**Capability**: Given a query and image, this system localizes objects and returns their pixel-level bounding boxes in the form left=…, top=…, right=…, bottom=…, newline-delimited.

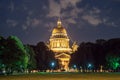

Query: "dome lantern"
left=57, top=18, right=62, bottom=28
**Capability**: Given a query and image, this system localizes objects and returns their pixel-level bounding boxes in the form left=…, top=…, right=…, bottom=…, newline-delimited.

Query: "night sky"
left=0, top=0, right=120, bottom=45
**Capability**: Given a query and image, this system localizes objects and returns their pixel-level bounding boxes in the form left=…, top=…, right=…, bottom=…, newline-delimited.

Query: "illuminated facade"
left=48, top=19, right=78, bottom=71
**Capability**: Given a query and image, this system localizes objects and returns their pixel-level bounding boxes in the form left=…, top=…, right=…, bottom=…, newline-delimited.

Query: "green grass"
left=0, top=72, right=120, bottom=80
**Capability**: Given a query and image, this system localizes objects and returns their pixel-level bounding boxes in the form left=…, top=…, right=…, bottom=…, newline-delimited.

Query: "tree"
left=33, top=42, right=56, bottom=71
left=0, top=36, right=6, bottom=73
left=24, top=45, right=36, bottom=73
left=105, top=38, right=120, bottom=70
left=70, top=42, right=94, bottom=70
left=2, top=36, right=29, bottom=74
left=106, top=53, right=120, bottom=70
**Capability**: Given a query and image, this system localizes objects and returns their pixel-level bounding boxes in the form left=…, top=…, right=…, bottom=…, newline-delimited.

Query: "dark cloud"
left=6, top=19, right=18, bottom=27
left=0, top=0, right=120, bottom=44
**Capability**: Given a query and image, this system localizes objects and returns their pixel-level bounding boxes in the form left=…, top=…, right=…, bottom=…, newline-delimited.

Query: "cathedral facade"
left=48, top=19, right=78, bottom=71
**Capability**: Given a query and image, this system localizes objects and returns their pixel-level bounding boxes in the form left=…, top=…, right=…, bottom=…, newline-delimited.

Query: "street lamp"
left=88, top=63, right=92, bottom=68
left=51, top=62, right=55, bottom=67
left=50, top=61, right=56, bottom=71
left=73, top=65, right=77, bottom=69
left=88, top=63, right=93, bottom=72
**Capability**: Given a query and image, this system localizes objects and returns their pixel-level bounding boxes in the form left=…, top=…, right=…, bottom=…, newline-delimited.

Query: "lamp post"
left=88, top=64, right=92, bottom=68
left=50, top=62, right=55, bottom=72
left=100, top=65, right=103, bottom=72
left=80, top=66, right=83, bottom=72
left=51, top=62, right=55, bottom=68
left=73, top=65, right=77, bottom=72
left=73, top=65, right=77, bottom=69
left=88, top=63, right=92, bottom=72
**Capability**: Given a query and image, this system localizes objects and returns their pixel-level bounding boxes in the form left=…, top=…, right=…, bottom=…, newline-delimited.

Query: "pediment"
left=55, top=53, right=70, bottom=58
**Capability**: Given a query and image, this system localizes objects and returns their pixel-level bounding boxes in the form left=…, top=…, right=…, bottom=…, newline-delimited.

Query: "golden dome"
left=52, top=19, right=67, bottom=34
left=52, top=27, right=67, bottom=34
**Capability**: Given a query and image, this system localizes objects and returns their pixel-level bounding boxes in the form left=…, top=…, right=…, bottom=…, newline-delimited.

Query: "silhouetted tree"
left=32, top=42, right=57, bottom=71
left=70, top=38, right=120, bottom=71
left=70, top=42, right=94, bottom=70
left=106, top=52, right=120, bottom=70
left=24, top=45, right=36, bottom=73
left=0, top=36, right=6, bottom=72
left=2, top=36, right=29, bottom=74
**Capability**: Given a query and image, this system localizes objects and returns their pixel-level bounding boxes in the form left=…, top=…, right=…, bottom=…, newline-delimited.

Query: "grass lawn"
left=0, top=72, right=120, bottom=80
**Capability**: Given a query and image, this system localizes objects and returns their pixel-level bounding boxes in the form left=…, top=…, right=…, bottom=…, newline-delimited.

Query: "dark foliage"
left=70, top=38, right=120, bottom=70
left=1, top=35, right=120, bottom=73
left=31, top=42, right=58, bottom=71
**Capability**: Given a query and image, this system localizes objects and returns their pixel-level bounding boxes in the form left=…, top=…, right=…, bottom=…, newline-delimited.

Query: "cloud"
left=45, top=22, right=55, bottom=32
left=47, top=0, right=82, bottom=28
left=8, top=1, right=14, bottom=12
left=82, top=15, right=102, bottom=26
left=47, top=0, right=61, bottom=17
left=22, top=16, right=42, bottom=30
left=89, top=7, right=101, bottom=14
left=26, top=16, right=41, bottom=27
left=61, top=7, right=83, bottom=18
left=81, top=7, right=119, bottom=27
left=65, top=18, right=76, bottom=24
left=60, top=18, right=77, bottom=28
left=103, top=18, right=118, bottom=27
left=28, top=11, right=33, bottom=16
left=23, top=6, right=28, bottom=10
left=42, top=5, right=48, bottom=10
left=81, top=7, right=103, bottom=26
left=47, top=0, right=82, bottom=18
left=60, top=0, right=81, bottom=9
left=6, top=19, right=18, bottom=27
left=47, top=0, right=117, bottom=27
left=31, top=18, right=41, bottom=27
left=22, top=25, right=28, bottom=30
left=26, top=16, right=31, bottom=26
left=70, top=7, right=83, bottom=18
